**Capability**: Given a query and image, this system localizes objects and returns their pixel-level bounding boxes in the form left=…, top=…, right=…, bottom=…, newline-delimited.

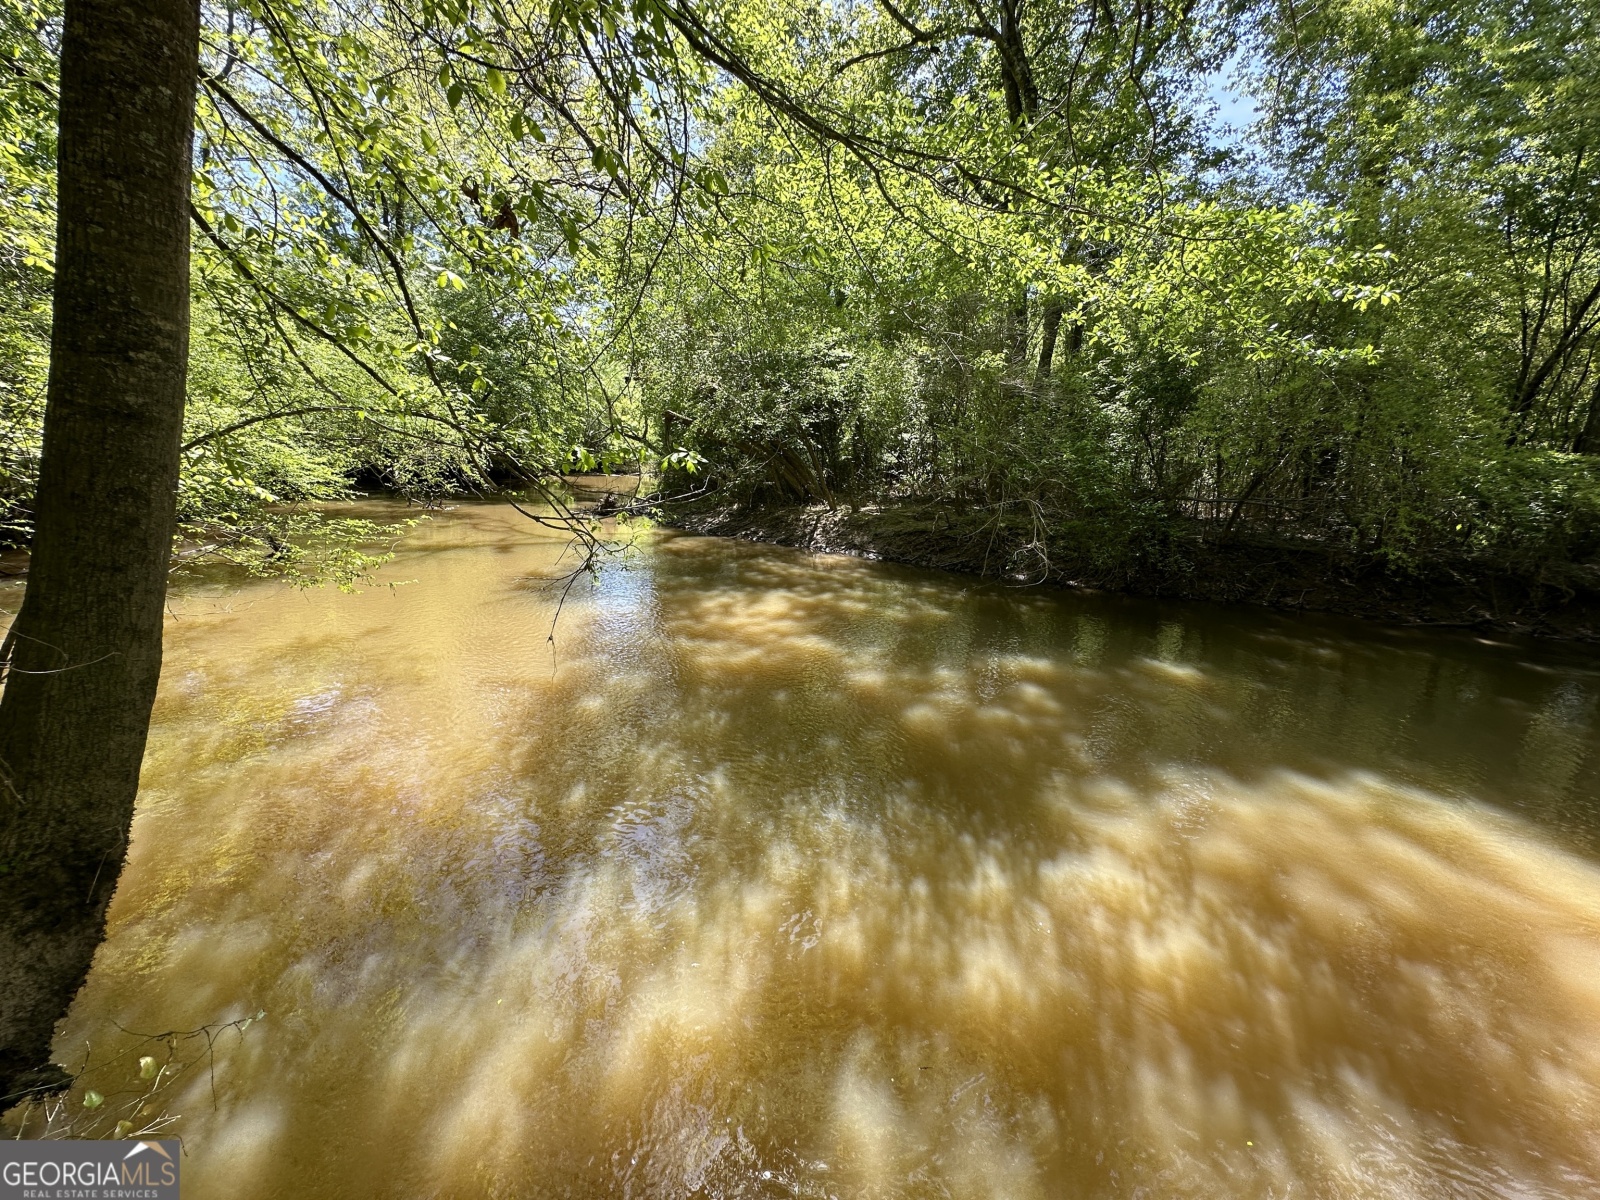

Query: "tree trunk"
left=1007, top=292, right=1030, bottom=381
left=1575, top=375, right=1600, bottom=454
left=0, top=0, right=198, bottom=1099
left=1034, top=299, right=1063, bottom=392
left=991, top=0, right=1035, bottom=390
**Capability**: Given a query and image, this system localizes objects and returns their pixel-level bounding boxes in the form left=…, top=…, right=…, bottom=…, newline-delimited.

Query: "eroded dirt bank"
left=665, top=496, right=1600, bottom=642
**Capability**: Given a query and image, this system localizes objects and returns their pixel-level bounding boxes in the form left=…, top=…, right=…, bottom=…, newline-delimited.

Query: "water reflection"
left=11, top=504, right=1600, bottom=1197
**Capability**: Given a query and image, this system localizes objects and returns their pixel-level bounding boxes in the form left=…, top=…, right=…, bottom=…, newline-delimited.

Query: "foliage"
left=2, top=0, right=1598, bottom=579
left=618, top=0, right=1600, bottom=572
left=0, top=0, right=56, bottom=547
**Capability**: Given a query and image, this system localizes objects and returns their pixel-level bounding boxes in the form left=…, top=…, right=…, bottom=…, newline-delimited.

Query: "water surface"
left=10, top=501, right=1600, bottom=1198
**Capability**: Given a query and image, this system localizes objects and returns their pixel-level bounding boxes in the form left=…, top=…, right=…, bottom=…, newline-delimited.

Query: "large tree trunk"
left=0, top=0, right=198, bottom=1099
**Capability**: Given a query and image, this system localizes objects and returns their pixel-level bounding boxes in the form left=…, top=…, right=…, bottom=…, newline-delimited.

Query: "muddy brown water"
left=5, top=501, right=1600, bottom=1198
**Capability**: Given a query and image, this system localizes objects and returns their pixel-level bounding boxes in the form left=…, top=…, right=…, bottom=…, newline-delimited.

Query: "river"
left=6, top=500, right=1600, bottom=1197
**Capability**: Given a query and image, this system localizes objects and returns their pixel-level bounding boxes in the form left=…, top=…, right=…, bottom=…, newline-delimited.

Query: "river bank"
left=8, top=482, right=1598, bottom=642
left=664, top=495, right=1600, bottom=642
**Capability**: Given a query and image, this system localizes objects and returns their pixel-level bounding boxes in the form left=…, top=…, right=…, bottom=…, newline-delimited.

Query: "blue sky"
left=1204, top=54, right=1263, bottom=149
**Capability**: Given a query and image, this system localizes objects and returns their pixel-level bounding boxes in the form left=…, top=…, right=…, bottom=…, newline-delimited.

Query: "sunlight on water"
left=12, top=502, right=1600, bottom=1197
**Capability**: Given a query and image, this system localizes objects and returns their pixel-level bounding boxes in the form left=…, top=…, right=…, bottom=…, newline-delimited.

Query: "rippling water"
left=8, top=501, right=1600, bottom=1197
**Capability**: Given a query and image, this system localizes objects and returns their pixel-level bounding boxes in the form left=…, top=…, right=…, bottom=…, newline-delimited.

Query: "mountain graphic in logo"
left=122, top=1142, right=174, bottom=1162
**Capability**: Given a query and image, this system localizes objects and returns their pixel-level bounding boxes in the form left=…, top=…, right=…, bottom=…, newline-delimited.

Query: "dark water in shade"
left=6, top=501, right=1600, bottom=1197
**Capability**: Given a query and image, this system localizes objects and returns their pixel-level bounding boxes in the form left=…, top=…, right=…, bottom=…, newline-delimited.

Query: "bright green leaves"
left=591, top=144, right=623, bottom=180
left=663, top=447, right=705, bottom=473
left=16, top=231, right=51, bottom=273
left=508, top=111, right=546, bottom=142
left=17, top=0, right=1584, bottom=578
left=0, top=0, right=59, bottom=543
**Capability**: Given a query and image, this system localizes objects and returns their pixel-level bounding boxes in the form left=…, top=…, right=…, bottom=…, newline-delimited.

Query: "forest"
left=5, top=0, right=1599, bottom=585
left=4, top=0, right=1600, bottom=1165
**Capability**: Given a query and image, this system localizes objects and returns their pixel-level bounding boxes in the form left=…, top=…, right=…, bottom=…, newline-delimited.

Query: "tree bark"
left=1034, top=299, right=1063, bottom=391
left=995, top=0, right=1039, bottom=124
left=1576, top=375, right=1600, bottom=454
left=991, top=0, right=1038, bottom=389
left=0, top=0, right=198, bottom=1099
left=1007, top=292, right=1030, bottom=380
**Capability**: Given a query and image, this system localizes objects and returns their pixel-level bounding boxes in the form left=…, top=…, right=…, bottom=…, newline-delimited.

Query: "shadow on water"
left=11, top=505, right=1600, bottom=1198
